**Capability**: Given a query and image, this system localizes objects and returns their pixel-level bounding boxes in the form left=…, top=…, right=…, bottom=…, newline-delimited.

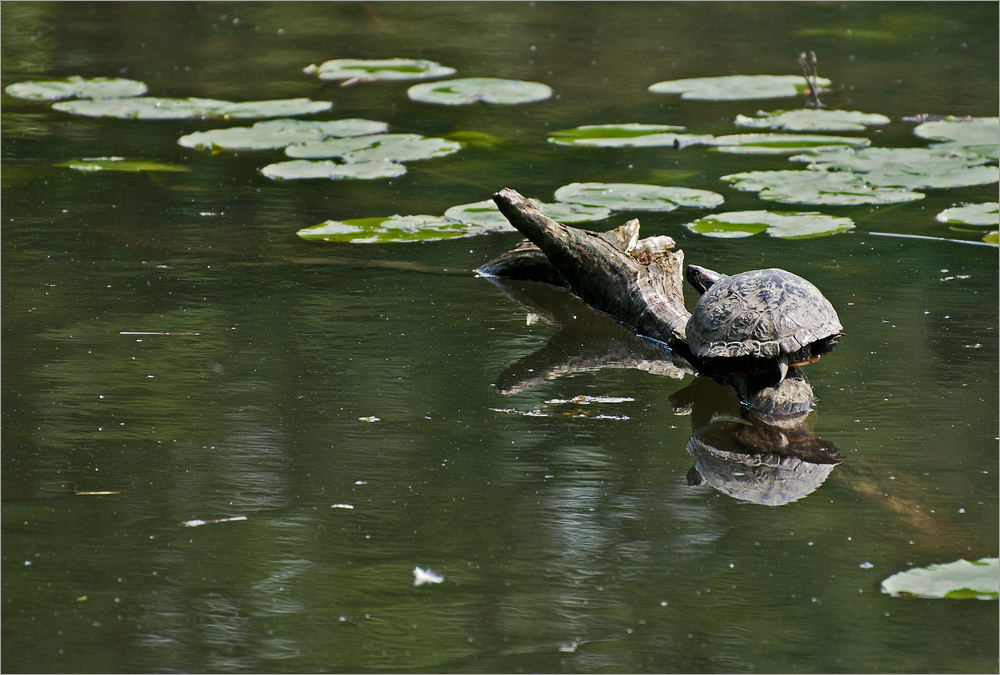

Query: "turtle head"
left=685, top=264, right=729, bottom=296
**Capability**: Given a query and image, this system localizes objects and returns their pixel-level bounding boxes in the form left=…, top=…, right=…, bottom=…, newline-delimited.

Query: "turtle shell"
left=686, top=268, right=842, bottom=361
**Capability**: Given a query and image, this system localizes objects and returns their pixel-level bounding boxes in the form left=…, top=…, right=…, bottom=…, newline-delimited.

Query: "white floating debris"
left=359, top=416, right=380, bottom=422
left=413, top=566, right=444, bottom=586
left=859, top=561, right=874, bottom=569
left=331, top=503, right=354, bottom=510
left=180, top=516, right=248, bottom=527
left=545, top=395, right=635, bottom=404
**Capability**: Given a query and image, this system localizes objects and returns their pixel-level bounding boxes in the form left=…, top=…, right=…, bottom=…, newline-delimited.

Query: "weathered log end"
left=484, top=188, right=691, bottom=348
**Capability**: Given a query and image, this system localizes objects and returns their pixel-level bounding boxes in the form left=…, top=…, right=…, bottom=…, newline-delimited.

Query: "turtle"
left=684, top=265, right=843, bottom=381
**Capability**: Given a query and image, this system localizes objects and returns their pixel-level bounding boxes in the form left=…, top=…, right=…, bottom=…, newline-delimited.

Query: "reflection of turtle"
left=685, top=266, right=843, bottom=380
left=686, top=437, right=842, bottom=506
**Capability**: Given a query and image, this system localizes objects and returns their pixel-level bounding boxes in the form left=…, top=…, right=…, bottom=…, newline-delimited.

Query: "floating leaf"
left=685, top=210, right=854, bottom=239
left=913, top=116, right=1000, bottom=160
left=305, top=58, right=456, bottom=85
left=648, top=74, right=831, bottom=101
left=708, top=133, right=870, bottom=155
left=286, top=133, right=462, bottom=162
left=297, top=215, right=479, bottom=243
left=444, top=199, right=609, bottom=229
left=548, top=123, right=712, bottom=148
left=983, top=231, right=999, bottom=245
left=735, top=109, right=890, bottom=132
left=178, top=118, right=388, bottom=150
left=5, top=76, right=147, bottom=101
left=914, top=116, right=999, bottom=144
left=53, top=97, right=332, bottom=120
left=554, top=182, right=724, bottom=211
left=936, top=202, right=999, bottom=227
left=721, top=170, right=924, bottom=205
left=881, top=558, right=999, bottom=600
left=407, top=77, right=552, bottom=105
left=261, top=159, right=406, bottom=180
left=55, top=157, right=189, bottom=173
left=440, top=129, right=506, bottom=148
left=789, top=147, right=999, bottom=189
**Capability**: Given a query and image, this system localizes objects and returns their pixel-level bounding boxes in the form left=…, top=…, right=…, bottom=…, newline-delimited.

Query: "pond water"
left=2, top=2, right=998, bottom=673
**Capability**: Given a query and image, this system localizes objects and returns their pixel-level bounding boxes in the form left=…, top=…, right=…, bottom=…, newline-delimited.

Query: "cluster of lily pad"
left=7, top=69, right=998, bottom=244
left=296, top=182, right=725, bottom=243
left=549, top=95, right=998, bottom=242
left=301, top=58, right=554, bottom=105
left=176, top=117, right=465, bottom=180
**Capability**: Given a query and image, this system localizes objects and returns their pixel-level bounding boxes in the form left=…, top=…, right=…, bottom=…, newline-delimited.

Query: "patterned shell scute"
left=686, top=268, right=842, bottom=360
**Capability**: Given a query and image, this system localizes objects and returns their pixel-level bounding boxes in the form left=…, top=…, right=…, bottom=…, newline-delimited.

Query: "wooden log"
left=488, top=188, right=691, bottom=350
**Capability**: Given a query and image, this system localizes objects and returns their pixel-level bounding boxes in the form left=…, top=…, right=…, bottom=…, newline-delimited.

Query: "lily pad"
left=443, top=199, right=609, bottom=229
left=708, top=133, right=871, bottom=155
left=297, top=215, right=478, bottom=243
left=880, top=557, right=999, bottom=600
left=285, top=133, right=462, bottom=162
left=913, top=116, right=1000, bottom=160
left=648, top=74, right=831, bottom=101
left=684, top=210, right=854, bottom=239
left=789, top=147, right=999, bottom=189
left=54, top=157, right=189, bottom=172
left=52, top=97, right=332, bottom=120
left=721, top=170, right=925, bottom=206
left=304, top=58, right=456, bottom=85
left=936, top=203, right=1000, bottom=227
left=261, top=159, right=406, bottom=180
left=548, top=123, right=713, bottom=148
left=178, top=118, right=388, bottom=151
left=5, top=76, right=148, bottom=101
left=407, top=77, right=552, bottom=106
left=735, top=109, right=891, bottom=132
left=554, top=182, right=724, bottom=211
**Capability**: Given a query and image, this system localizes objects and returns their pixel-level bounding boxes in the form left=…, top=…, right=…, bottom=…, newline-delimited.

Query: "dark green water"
left=2, top=3, right=998, bottom=673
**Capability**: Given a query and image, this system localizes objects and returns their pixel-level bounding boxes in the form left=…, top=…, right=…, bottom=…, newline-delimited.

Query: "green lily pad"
left=685, top=210, right=854, bottom=239
left=443, top=199, right=609, bottom=229
left=285, top=133, right=462, bottom=162
left=913, top=116, right=1000, bottom=160
left=548, top=123, right=713, bottom=148
left=648, top=74, right=831, bottom=101
left=880, top=557, right=999, bottom=600
left=983, top=231, right=999, bottom=245
left=721, top=170, right=925, bottom=205
left=297, top=215, right=478, bottom=243
left=407, top=77, right=552, bottom=106
left=178, top=118, right=388, bottom=151
left=789, top=147, right=999, bottom=189
left=52, top=97, right=332, bottom=120
left=5, top=76, right=148, bottom=101
left=735, top=109, right=891, bottom=132
left=553, top=182, right=724, bottom=211
left=54, top=157, right=189, bottom=173
left=304, top=58, right=456, bottom=85
left=709, top=133, right=870, bottom=155
left=261, top=159, right=406, bottom=180
left=936, top=203, right=1000, bottom=227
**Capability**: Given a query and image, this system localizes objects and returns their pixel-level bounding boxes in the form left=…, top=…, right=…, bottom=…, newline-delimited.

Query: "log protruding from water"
left=488, top=188, right=691, bottom=350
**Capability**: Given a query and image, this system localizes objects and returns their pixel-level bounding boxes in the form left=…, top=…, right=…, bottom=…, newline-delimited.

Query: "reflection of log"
left=486, top=277, right=692, bottom=395
left=490, top=188, right=692, bottom=352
